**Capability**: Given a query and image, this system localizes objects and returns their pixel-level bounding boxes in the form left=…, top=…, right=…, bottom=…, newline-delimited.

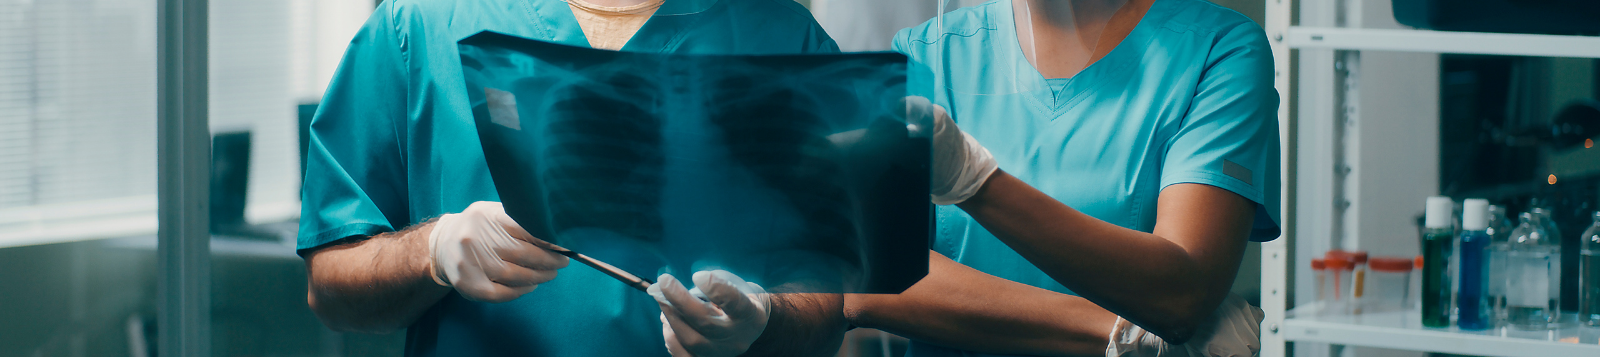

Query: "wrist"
left=407, top=218, right=448, bottom=288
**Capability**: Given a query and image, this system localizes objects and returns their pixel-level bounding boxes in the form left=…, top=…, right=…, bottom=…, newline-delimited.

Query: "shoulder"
left=716, top=0, right=840, bottom=53
left=1151, top=0, right=1270, bottom=60
left=893, top=0, right=1004, bottom=54
left=732, top=0, right=823, bottom=21
left=372, top=0, right=531, bottom=34
left=711, top=0, right=829, bottom=31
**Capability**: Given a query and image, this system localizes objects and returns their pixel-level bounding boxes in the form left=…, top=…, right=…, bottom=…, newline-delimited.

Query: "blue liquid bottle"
left=1457, top=199, right=1491, bottom=330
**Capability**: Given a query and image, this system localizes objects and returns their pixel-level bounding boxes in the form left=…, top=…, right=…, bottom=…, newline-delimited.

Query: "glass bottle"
left=1531, top=207, right=1565, bottom=316
left=1507, top=212, right=1561, bottom=330
left=1580, top=211, right=1600, bottom=327
left=1486, top=205, right=1513, bottom=326
left=1457, top=199, right=1491, bottom=330
left=1421, top=196, right=1455, bottom=327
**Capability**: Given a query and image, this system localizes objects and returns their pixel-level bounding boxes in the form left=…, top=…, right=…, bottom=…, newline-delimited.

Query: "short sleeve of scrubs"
left=297, top=2, right=409, bottom=252
left=1158, top=20, right=1281, bottom=242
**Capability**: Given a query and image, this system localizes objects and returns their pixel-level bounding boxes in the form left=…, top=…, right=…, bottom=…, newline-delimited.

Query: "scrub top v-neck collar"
left=996, top=0, right=1165, bottom=114
left=523, top=0, right=721, bottom=52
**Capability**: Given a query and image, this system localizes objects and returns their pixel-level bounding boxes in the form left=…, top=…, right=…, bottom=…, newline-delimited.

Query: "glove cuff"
left=427, top=214, right=453, bottom=287
left=931, top=131, right=999, bottom=205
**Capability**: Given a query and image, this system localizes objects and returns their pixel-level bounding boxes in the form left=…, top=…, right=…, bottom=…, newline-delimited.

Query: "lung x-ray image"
left=459, top=31, right=929, bottom=294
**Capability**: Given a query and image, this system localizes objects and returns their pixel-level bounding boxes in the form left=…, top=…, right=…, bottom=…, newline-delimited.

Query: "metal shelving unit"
left=1260, top=1, right=1600, bottom=356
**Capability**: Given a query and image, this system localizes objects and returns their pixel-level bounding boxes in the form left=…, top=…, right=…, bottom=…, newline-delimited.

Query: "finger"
left=658, top=302, right=715, bottom=356
left=660, top=313, right=693, bottom=357
left=495, top=239, right=571, bottom=270
left=477, top=201, right=541, bottom=246
left=483, top=261, right=558, bottom=287
left=694, top=271, right=760, bottom=319
left=653, top=274, right=719, bottom=322
left=455, top=279, right=537, bottom=303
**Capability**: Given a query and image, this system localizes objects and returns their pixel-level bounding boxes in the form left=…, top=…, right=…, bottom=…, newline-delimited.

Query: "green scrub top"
left=893, top=0, right=1280, bottom=354
left=297, top=0, right=838, bottom=355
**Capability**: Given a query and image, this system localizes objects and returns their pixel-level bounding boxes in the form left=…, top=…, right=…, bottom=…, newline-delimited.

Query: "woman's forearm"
left=845, top=251, right=1116, bottom=357
left=304, top=221, right=453, bottom=333
left=955, top=170, right=1253, bottom=342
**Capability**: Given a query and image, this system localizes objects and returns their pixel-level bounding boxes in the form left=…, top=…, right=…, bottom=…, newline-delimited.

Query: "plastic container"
left=1325, top=256, right=1355, bottom=315
left=1327, top=250, right=1354, bottom=310
left=1456, top=199, right=1491, bottom=330
left=1350, top=251, right=1370, bottom=314
left=1368, top=257, right=1415, bottom=313
left=1312, top=258, right=1329, bottom=310
left=1412, top=256, right=1424, bottom=310
left=1421, top=196, right=1456, bottom=327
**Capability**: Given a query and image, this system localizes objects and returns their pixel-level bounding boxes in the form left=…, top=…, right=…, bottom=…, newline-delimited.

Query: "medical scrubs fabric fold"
left=297, top=0, right=837, bottom=355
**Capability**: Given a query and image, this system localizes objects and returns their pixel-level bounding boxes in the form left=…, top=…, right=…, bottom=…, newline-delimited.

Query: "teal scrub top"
left=894, top=0, right=1280, bottom=354
left=297, top=0, right=838, bottom=355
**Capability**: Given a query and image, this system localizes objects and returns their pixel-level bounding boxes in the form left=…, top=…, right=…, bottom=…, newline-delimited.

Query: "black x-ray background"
left=459, top=31, right=929, bottom=294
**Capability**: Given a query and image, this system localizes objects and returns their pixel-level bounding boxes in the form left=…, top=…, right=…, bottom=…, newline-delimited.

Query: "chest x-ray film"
left=459, top=31, right=929, bottom=294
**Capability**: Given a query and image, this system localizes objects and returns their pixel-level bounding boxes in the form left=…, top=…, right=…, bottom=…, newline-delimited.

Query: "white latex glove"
left=905, top=96, right=998, bottom=205
left=1106, top=294, right=1265, bottom=357
left=428, top=201, right=570, bottom=302
left=648, top=270, right=771, bottom=357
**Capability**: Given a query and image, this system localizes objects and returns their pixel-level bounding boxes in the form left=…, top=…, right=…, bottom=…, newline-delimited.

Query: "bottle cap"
left=1414, top=255, right=1423, bottom=269
left=1462, top=199, right=1489, bottom=230
left=1350, top=251, right=1369, bottom=264
left=1369, top=257, right=1413, bottom=272
left=1311, top=258, right=1327, bottom=270
left=1425, top=196, right=1454, bottom=229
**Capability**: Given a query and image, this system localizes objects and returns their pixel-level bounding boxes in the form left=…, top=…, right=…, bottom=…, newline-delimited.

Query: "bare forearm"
left=304, top=221, right=452, bottom=333
left=846, top=252, right=1115, bottom=357
left=741, top=291, right=848, bottom=357
left=955, top=171, right=1250, bottom=340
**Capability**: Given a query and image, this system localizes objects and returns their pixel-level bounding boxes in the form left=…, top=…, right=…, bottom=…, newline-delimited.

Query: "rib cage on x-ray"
left=462, top=31, right=929, bottom=293
left=539, top=73, right=665, bottom=246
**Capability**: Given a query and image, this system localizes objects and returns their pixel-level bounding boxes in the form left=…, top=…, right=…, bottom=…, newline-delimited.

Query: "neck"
left=580, top=0, right=654, bottom=7
left=1023, top=0, right=1125, bottom=29
left=1015, top=0, right=1152, bottom=79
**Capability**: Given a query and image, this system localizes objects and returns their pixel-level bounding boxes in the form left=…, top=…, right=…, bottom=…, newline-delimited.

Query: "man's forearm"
left=740, top=292, right=848, bottom=357
left=845, top=251, right=1117, bottom=357
left=305, top=221, right=453, bottom=333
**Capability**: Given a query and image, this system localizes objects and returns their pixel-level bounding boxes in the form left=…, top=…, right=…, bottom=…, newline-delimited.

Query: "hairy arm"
left=956, top=171, right=1254, bottom=342
left=304, top=220, right=453, bottom=333
left=846, top=251, right=1117, bottom=357
left=741, top=291, right=850, bottom=357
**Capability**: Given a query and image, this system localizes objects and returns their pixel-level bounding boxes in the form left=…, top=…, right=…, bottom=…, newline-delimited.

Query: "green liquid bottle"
left=1422, top=196, right=1455, bottom=328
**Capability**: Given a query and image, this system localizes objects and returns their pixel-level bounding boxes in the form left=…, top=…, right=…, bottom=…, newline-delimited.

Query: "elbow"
left=841, top=294, right=884, bottom=330
left=1141, top=319, right=1200, bottom=345
left=1127, top=297, right=1217, bottom=345
left=306, top=285, right=406, bottom=334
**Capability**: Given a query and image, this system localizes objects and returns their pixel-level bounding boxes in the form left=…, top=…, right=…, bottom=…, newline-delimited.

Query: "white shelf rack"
left=1260, top=1, right=1600, bottom=357
left=1285, top=27, right=1600, bottom=59
left=1282, top=307, right=1600, bottom=357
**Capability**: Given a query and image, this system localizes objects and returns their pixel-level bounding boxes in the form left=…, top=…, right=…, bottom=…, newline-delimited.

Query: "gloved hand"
left=428, top=201, right=570, bottom=302
left=904, top=96, right=998, bottom=205
left=648, top=270, right=771, bottom=357
left=1105, top=294, right=1265, bottom=357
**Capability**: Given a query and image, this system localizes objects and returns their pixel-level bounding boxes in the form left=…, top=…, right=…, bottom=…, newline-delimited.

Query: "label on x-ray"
left=486, top=87, right=520, bottom=130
